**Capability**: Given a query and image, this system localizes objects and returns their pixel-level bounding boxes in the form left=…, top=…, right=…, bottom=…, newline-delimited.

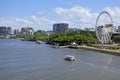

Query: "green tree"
left=112, top=35, right=120, bottom=43
left=48, top=30, right=97, bottom=45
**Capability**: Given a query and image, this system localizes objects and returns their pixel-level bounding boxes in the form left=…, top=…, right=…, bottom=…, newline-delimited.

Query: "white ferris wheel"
left=95, top=11, right=114, bottom=44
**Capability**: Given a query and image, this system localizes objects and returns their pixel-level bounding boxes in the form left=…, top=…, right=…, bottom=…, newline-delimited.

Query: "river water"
left=0, top=39, right=120, bottom=80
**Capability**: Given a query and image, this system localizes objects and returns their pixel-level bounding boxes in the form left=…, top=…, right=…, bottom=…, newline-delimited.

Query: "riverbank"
left=21, top=39, right=120, bottom=56
left=60, top=44, right=120, bottom=56
left=77, top=45, right=120, bottom=56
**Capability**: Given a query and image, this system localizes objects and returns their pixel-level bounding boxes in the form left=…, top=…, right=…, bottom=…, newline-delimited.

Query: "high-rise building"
left=14, top=29, right=19, bottom=35
left=0, top=26, right=6, bottom=35
left=0, top=26, right=12, bottom=35
left=118, top=26, right=120, bottom=32
left=53, top=23, right=69, bottom=32
left=21, top=27, right=34, bottom=35
left=7, top=27, right=12, bottom=34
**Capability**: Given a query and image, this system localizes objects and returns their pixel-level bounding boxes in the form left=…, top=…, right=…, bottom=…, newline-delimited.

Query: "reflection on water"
left=0, top=39, right=120, bottom=80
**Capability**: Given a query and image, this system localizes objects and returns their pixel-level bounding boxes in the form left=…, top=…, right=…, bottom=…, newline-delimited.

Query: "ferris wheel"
left=95, top=11, right=113, bottom=44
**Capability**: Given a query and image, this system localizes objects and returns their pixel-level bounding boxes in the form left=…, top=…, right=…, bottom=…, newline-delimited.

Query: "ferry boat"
left=64, top=55, right=75, bottom=61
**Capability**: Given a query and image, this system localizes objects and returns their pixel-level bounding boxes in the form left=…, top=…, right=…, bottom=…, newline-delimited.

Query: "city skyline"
left=0, top=0, right=120, bottom=31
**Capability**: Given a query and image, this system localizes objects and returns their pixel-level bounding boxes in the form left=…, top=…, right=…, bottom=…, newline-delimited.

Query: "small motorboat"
left=36, top=40, right=42, bottom=44
left=64, top=55, right=75, bottom=61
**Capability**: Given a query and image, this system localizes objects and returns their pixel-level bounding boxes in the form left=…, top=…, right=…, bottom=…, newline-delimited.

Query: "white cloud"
left=104, top=7, right=120, bottom=27
left=55, top=6, right=97, bottom=28
left=37, top=11, right=46, bottom=15
left=0, top=6, right=120, bottom=31
left=0, top=16, right=54, bottom=31
left=104, top=7, right=120, bottom=18
left=54, top=6, right=120, bottom=29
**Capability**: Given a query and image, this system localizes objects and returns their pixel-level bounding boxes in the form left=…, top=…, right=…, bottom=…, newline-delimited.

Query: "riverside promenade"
left=77, top=45, right=120, bottom=56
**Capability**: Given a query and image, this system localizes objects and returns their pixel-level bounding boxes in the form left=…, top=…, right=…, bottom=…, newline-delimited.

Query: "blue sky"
left=0, top=0, right=120, bottom=30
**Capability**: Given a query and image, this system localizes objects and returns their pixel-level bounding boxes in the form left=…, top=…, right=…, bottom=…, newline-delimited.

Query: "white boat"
left=64, top=55, right=75, bottom=61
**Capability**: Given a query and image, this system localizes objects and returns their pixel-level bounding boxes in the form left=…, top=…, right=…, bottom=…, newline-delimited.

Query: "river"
left=0, top=39, right=120, bottom=80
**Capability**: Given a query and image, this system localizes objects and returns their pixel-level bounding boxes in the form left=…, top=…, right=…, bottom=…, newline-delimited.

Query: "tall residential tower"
left=53, top=23, right=69, bottom=33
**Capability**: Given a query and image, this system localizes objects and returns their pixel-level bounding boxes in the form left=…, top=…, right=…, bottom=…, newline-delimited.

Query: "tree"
left=48, top=30, right=97, bottom=45
left=112, top=35, right=120, bottom=43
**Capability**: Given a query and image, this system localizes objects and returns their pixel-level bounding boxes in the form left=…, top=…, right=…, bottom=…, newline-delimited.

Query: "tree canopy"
left=112, top=35, right=120, bottom=43
left=48, top=30, right=98, bottom=45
